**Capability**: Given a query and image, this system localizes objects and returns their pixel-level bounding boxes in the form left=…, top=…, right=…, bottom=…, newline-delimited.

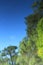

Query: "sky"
left=0, top=0, right=33, bottom=50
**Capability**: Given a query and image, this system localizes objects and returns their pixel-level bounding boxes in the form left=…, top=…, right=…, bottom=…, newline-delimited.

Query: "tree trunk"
left=10, top=54, right=13, bottom=65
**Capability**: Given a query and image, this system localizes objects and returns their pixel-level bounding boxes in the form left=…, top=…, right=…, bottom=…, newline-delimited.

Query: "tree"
left=25, top=0, right=43, bottom=37
left=16, top=38, right=30, bottom=65
left=25, top=13, right=41, bottom=38
left=32, top=0, right=43, bottom=15
left=1, top=46, right=17, bottom=65
left=24, top=0, right=43, bottom=65
left=16, top=37, right=39, bottom=65
left=36, top=18, right=43, bottom=59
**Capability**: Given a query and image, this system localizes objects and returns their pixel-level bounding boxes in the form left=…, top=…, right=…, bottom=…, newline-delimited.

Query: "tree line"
left=0, top=0, right=43, bottom=65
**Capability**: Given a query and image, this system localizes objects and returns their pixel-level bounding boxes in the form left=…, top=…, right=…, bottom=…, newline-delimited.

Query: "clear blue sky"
left=0, top=0, right=33, bottom=50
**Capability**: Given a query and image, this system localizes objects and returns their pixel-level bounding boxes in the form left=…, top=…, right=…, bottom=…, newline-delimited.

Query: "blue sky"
left=0, top=0, right=33, bottom=50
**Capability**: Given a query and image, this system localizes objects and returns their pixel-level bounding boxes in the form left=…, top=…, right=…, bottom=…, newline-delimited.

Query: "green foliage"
left=36, top=18, right=43, bottom=59
left=1, top=46, right=17, bottom=65
left=16, top=38, right=38, bottom=65
left=0, top=0, right=43, bottom=65
left=25, top=13, right=41, bottom=38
